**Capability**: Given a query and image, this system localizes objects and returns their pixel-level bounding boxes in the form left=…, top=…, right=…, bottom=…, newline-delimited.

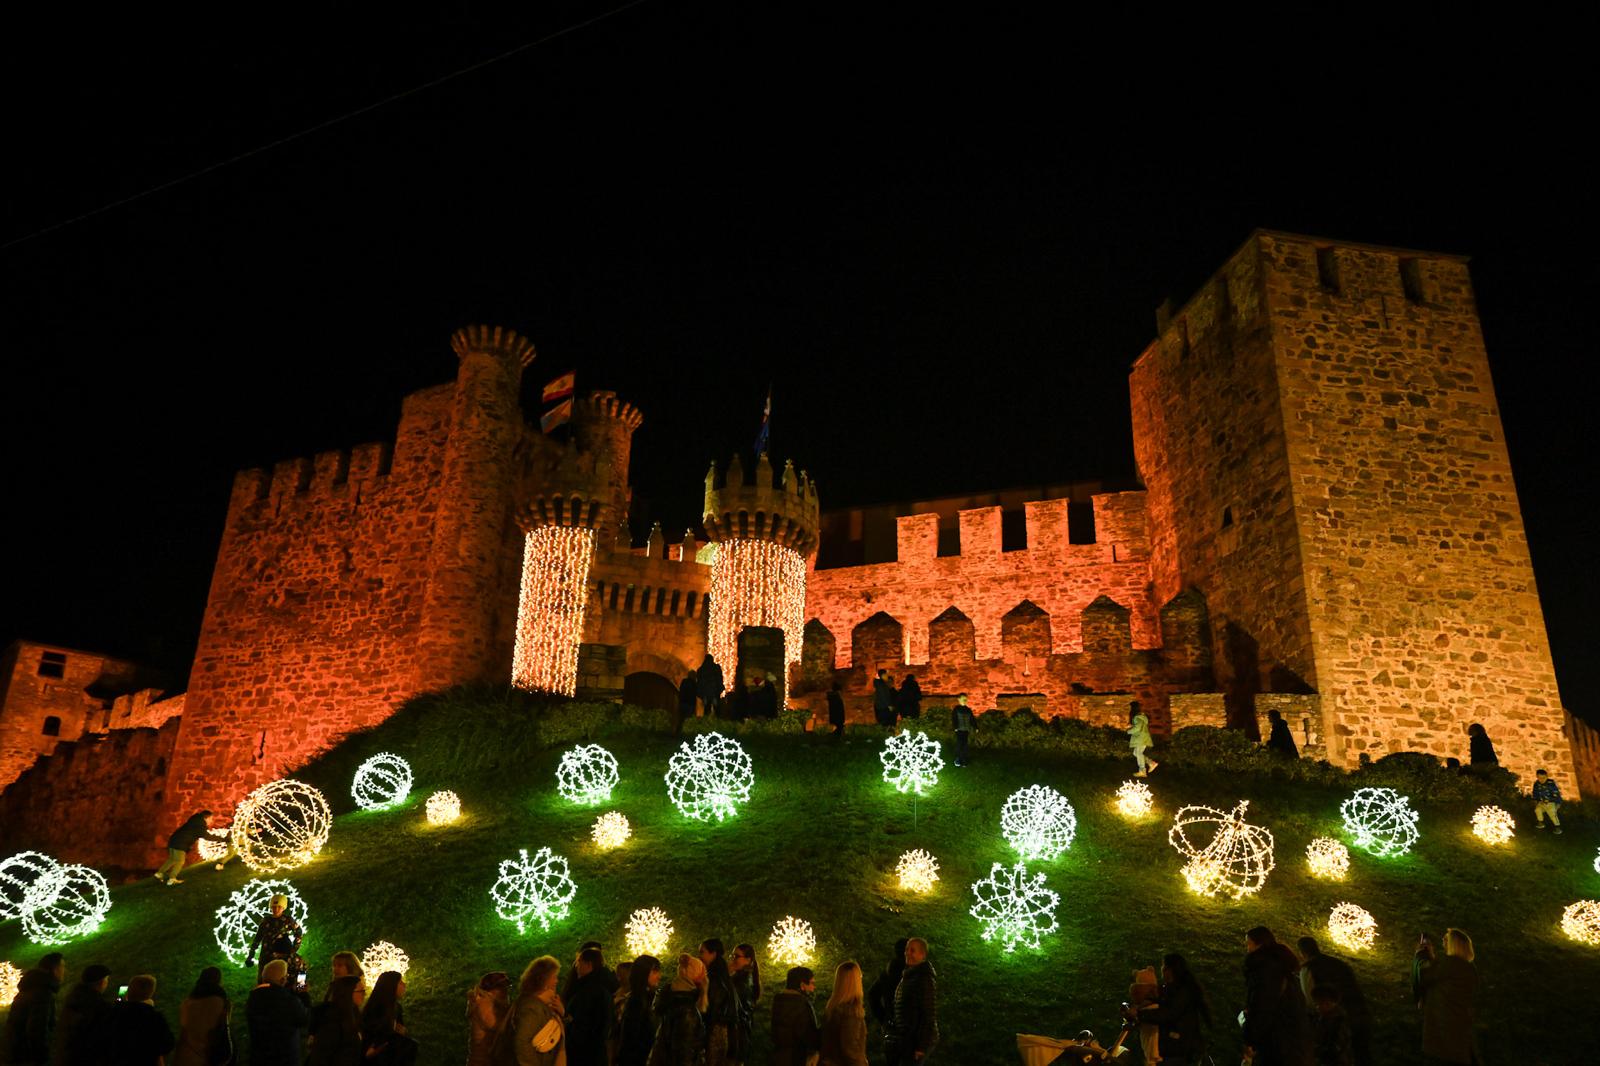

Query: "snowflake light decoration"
left=591, top=812, right=631, bottom=849
left=879, top=731, right=943, bottom=795
left=232, top=779, right=333, bottom=873
left=352, top=753, right=413, bottom=811
left=1562, top=900, right=1600, bottom=946
left=1000, top=785, right=1078, bottom=861
left=664, top=732, right=754, bottom=822
left=425, top=791, right=461, bottom=825
left=1, top=961, right=22, bottom=1007
left=0, top=851, right=60, bottom=921
left=1168, top=801, right=1275, bottom=900
left=1471, top=805, right=1515, bottom=846
left=21, top=864, right=112, bottom=945
left=1327, top=902, right=1378, bottom=952
left=1340, top=787, right=1419, bottom=857
left=491, top=848, right=576, bottom=934
left=1114, top=780, right=1154, bottom=819
left=625, top=907, right=674, bottom=958
left=1305, top=838, right=1351, bottom=881
left=556, top=744, right=621, bottom=806
left=361, top=940, right=411, bottom=979
left=768, top=915, right=816, bottom=966
left=214, top=879, right=308, bottom=965
left=895, top=849, right=940, bottom=894
left=969, top=862, right=1061, bottom=953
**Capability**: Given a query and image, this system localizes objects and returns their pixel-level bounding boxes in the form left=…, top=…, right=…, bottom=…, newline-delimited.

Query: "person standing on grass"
left=1532, top=768, right=1565, bottom=834
left=54, top=963, right=112, bottom=1066
left=1308, top=985, right=1354, bottom=1066
left=698, top=939, right=737, bottom=1066
left=951, top=695, right=975, bottom=767
left=246, top=895, right=304, bottom=982
left=327, top=951, right=363, bottom=996
left=1125, top=952, right=1210, bottom=1066
left=1296, top=938, right=1370, bottom=1066
left=5, top=952, right=65, bottom=1066
left=361, top=971, right=415, bottom=1066
left=697, top=656, right=724, bottom=719
left=616, top=955, right=661, bottom=1066
left=885, top=938, right=937, bottom=1066
left=897, top=674, right=921, bottom=724
left=1412, top=928, right=1478, bottom=1066
left=566, top=946, right=614, bottom=1066
left=647, top=954, right=707, bottom=1066
left=677, top=672, right=698, bottom=737
left=154, top=809, right=217, bottom=885
left=827, top=681, right=847, bottom=741
left=769, top=967, right=820, bottom=1066
left=1466, top=723, right=1498, bottom=772
left=307, top=974, right=364, bottom=1066
left=728, top=944, right=761, bottom=1065
left=819, top=961, right=869, bottom=1066
left=866, top=939, right=907, bottom=1038
left=1128, top=703, right=1158, bottom=777
left=465, top=972, right=509, bottom=1066
left=1265, top=709, right=1300, bottom=759
left=503, top=957, right=563, bottom=1066
left=873, top=670, right=897, bottom=736
left=249, top=960, right=310, bottom=1066
left=173, top=966, right=232, bottom=1066
left=1241, top=926, right=1311, bottom=1066
left=103, top=974, right=176, bottom=1066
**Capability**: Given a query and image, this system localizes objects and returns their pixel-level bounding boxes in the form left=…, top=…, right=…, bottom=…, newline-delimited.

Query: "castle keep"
left=1, top=231, right=1586, bottom=872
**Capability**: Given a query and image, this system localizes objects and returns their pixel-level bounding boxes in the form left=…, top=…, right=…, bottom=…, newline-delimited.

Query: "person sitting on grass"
left=1532, top=769, right=1564, bottom=834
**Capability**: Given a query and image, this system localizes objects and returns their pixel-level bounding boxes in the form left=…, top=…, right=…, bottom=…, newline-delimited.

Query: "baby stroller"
left=1017, top=1023, right=1131, bottom=1065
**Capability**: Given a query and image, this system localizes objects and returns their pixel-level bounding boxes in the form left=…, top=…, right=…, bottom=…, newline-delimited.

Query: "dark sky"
left=3, top=8, right=1594, bottom=713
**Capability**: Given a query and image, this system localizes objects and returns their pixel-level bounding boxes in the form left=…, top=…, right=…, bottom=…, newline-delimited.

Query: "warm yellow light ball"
left=1562, top=901, right=1600, bottom=947
left=1327, top=903, right=1377, bottom=951
left=768, top=915, right=816, bottom=966
left=197, top=838, right=229, bottom=863
left=1114, top=780, right=1154, bottom=819
left=591, top=812, right=632, bottom=849
left=895, top=849, right=940, bottom=893
left=1306, top=837, right=1351, bottom=881
left=0, top=961, right=21, bottom=1007
left=361, top=940, right=411, bottom=979
left=625, top=907, right=674, bottom=958
left=425, top=791, right=461, bottom=826
left=1470, top=805, right=1515, bottom=846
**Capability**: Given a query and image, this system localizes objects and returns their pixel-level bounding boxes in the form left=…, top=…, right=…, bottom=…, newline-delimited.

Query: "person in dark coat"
left=866, top=939, right=906, bottom=1033
left=307, top=975, right=364, bottom=1066
left=53, top=963, right=112, bottom=1066
left=615, top=955, right=660, bottom=1066
left=1241, top=927, right=1312, bottom=1066
left=697, top=656, right=724, bottom=719
left=698, top=939, right=738, bottom=1066
left=1126, top=952, right=1209, bottom=1066
left=647, top=955, right=706, bottom=1066
left=246, top=894, right=304, bottom=982
left=4, top=952, right=65, bottom=1066
left=566, top=947, right=615, bottom=1066
left=896, top=675, right=921, bottom=723
left=1309, top=986, right=1354, bottom=1066
left=951, top=695, right=975, bottom=767
left=1265, top=709, right=1299, bottom=759
left=1296, top=937, right=1370, bottom=1066
left=884, top=938, right=936, bottom=1066
left=1412, top=929, right=1478, bottom=1065
left=561, top=942, right=617, bottom=1004
left=248, top=960, right=311, bottom=1066
left=675, top=673, right=698, bottom=737
left=1466, top=723, right=1498, bottom=769
left=360, top=971, right=414, bottom=1066
left=155, top=809, right=217, bottom=885
left=872, top=670, right=897, bottom=734
left=103, top=974, right=177, bottom=1066
left=769, top=968, right=819, bottom=1066
left=729, top=677, right=750, bottom=722
left=751, top=674, right=780, bottom=719
left=728, top=944, right=760, bottom=1064
left=826, top=682, right=846, bottom=740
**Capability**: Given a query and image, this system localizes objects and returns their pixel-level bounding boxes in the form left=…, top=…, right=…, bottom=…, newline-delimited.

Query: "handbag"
left=531, top=1016, right=563, bottom=1052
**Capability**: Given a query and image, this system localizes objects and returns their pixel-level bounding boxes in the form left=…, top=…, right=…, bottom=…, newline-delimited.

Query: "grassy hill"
left=3, top=688, right=1597, bottom=1065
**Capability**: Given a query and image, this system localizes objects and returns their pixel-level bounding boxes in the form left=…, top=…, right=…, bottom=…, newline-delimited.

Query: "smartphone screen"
left=117, top=984, right=129, bottom=997
left=295, top=973, right=308, bottom=990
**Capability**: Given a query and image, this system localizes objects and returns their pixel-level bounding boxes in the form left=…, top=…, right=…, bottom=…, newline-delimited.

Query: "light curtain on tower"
left=706, top=539, right=806, bottom=689
left=512, top=526, right=597, bottom=695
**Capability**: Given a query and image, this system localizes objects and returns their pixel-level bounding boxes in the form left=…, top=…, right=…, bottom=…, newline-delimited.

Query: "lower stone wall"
left=1169, top=694, right=1227, bottom=730
left=1569, top=711, right=1600, bottom=801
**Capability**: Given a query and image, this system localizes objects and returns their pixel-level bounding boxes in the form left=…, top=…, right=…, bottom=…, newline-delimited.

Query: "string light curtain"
left=512, top=526, right=598, bottom=696
left=706, top=539, right=807, bottom=686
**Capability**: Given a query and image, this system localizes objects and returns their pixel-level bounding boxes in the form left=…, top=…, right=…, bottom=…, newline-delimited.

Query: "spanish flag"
left=542, top=371, right=576, bottom=404
left=540, top=397, right=574, bottom=434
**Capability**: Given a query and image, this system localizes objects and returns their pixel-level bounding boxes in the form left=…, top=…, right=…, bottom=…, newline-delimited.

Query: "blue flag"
left=753, top=386, right=771, bottom=456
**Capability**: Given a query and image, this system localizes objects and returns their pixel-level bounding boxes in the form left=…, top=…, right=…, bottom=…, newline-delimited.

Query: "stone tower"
left=702, top=453, right=820, bottom=692
left=1130, top=230, right=1575, bottom=793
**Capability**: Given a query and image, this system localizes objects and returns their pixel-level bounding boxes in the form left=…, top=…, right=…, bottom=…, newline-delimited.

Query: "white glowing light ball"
left=879, top=731, right=944, bottom=795
left=0, top=851, right=60, bottom=921
left=352, top=753, right=413, bottom=811
left=768, top=915, right=816, bottom=966
left=1340, top=787, right=1419, bottom=857
left=491, top=847, right=576, bottom=933
left=214, top=879, right=308, bottom=965
left=1562, top=900, right=1600, bottom=946
left=1471, top=805, right=1515, bottom=846
left=969, top=862, right=1061, bottom=953
left=361, top=940, right=411, bottom=979
left=21, top=864, right=112, bottom=945
left=591, top=812, right=631, bottom=850
left=1000, top=785, right=1078, bottom=862
left=1114, top=780, right=1154, bottom=819
left=556, top=744, right=621, bottom=806
left=1168, top=801, right=1275, bottom=900
left=896, top=849, right=940, bottom=894
left=0, top=961, right=22, bottom=1007
left=665, top=732, right=754, bottom=822
left=1327, top=903, right=1378, bottom=952
left=1593, top=847, right=1600, bottom=876
left=1306, top=837, right=1351, bottom=881
left=426, top=791, right=462, bottom=825
left=625, top=907, right=675, bottom=958
left=232, top=779, right=333, bottom=873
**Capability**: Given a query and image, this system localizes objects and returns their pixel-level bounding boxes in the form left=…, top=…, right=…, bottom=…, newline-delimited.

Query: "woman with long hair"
left=1126, top=953, right=1210, bottom=1066
left=505, top=956, right=564, bottom=1066
left=174, top=966, right=232, bottom=1066
left=361, top=971, right=416, bottom=1066
left=465, top=972, right=510, bottom=1066
left=698, top=940, right=736, bottom=1066
left=1414, top=928, right=1479, bottom=1064
left=307, top=975, right=364, bottom=1066
left=1242, top=927, right=1310, bottom=1066
left=727, top=944, right=761, bottom=1065
left=819, top=961, right=867, bottom=1066
left=617, top=955, right=662, bottom=1066
left=647, top=954, right=707, bottom=1066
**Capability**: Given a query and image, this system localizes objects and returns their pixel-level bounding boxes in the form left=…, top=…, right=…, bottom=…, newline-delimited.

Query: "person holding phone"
left=248, top=960, right=310, bottom=1066
left=1413, top=929, right=1479, bottom=1064
left=246, top=895, right=304, bottom=982
left=103, top=975, right=177, bottom=1065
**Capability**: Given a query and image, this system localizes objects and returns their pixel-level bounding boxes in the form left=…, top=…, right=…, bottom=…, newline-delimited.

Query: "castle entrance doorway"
left=623, top=671, right=677, bottom=712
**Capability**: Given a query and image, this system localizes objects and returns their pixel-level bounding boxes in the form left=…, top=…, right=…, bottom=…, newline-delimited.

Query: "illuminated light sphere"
left=895, top=849, right=940, bottom=894
left=0, top=960, right=21, bottom=1006
left=1594, top=847, right=1600, bottom=876
left=21, top=864, right=112, bottom=945
left=1340, top=787, right=1420, bottom=857
left=591, top=812, right=632, bottom=849
left=352, top=753, right=413, bottom=811
left=512, top=525, right=598, bottom=696
left=1305, top=837, right=1351, bottom=881
left=197, top=838, right=230, bottom=863
left=969, top=862, right=1061, bottom=953
left=361, top=940, right=411, bottom=979
left=1471, top=805, right=1515, bottom=846
left=1562, top=900, right=1600, bottom=946
left=0, top=851, right=61, bottom=922
left=1114, top=780, right=1154, bottom=819
left=232, top=779, right=333, bottom=873
left=706, top=539, right=808, bottom=688
left=625, top=907, right=675, bottom=958
left=1000, top=785, right=1078, bottom=862
left=491, top=847, right=576, bottom=934
left=555, top=744, right=621, bottom=806
left=879, top=731, right=944, bottom=795
left=767, top=915, right=816, bottom=966
left=1327, top=903, right=1378, bottom=952
left=664, top=732, right=754, bottom=822
left=214, top=879, right=308, bottom=965
left=425, top=791, right=462, bottom=826
left=1168, top=801, right=1276, bottom=900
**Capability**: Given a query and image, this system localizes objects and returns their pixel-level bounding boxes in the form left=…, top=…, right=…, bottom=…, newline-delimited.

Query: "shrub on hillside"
left=920, top=706, right=1126, bottom=760
left=1355, top=751, right=1524, bottom=806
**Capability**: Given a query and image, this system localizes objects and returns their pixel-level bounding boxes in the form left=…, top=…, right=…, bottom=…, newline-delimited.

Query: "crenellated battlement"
left=450, top=323, right=537, bottom=368
left=702, top=453, right=821, bottom=555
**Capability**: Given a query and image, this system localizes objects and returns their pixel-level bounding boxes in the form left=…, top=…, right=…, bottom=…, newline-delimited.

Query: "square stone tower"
left=1131, top=230, right=1574, bottom=793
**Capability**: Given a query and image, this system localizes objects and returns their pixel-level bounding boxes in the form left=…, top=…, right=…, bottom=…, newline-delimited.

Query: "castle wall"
left=586, top=542, right=711, bottom=685
left=0, top=641, right=145, bottom=791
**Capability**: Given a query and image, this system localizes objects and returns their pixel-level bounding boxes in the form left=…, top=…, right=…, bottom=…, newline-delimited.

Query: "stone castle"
left=3, top=230, right=1591, bottom=873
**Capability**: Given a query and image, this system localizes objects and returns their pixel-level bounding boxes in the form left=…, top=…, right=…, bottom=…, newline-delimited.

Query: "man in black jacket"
left=247, top=960, right=309, bottom=1066
left=886, top=938, right=937, bottom=1064
left=1297, top=937, right=1371, bottom=1066
left=697, top=655, right=724, bottom=718
left=826, top=681, right=846, bottom=740
left=154, top=809, right=216, bottom=886
left=4, top=952, right=65, bottom=1066
left=53, top=963, right=112, bottom=1066
left=873, top=670, right=897, bottom=735
left=565, top=947, right=614, bottom=1066
left=102, top=974, right=176, bottom=1066
left=769, top=967, right=819, bottom=1066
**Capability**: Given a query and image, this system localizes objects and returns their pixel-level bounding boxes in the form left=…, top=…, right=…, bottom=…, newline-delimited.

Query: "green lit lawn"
left=3, top=693, right=1597, bottom=1065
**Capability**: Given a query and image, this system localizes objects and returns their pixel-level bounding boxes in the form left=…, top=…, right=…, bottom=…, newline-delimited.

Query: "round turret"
left=702, top=453, right=821, bottom=557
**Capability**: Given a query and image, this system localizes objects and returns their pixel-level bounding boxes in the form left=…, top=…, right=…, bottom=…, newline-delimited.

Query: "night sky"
left=4, top=8, right=1593, bottom=716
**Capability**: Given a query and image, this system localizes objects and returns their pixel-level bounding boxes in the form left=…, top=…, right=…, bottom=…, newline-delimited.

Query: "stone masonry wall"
left=0, top=641, right=145, bottom=791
